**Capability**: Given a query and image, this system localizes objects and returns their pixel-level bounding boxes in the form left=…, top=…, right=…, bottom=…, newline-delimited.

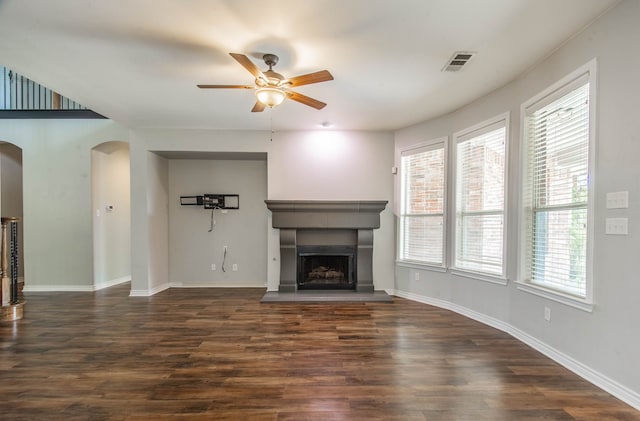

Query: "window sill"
left=515, top=281, right=593, bottom=313
left=449, top=268, right=508, bottom=286
left=396, top=260, right=447, bottom=273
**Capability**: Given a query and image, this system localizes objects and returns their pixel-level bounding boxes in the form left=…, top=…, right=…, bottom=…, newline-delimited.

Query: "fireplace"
left=265, top=200, right=388, bottom=293
left=297, top=246, right=356, bottom=290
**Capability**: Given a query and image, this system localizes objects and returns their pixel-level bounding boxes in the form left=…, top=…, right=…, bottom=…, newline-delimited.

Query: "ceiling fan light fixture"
left=255, top=87, right=286, bottom=108
left=198, top=53, right=332, bottom=112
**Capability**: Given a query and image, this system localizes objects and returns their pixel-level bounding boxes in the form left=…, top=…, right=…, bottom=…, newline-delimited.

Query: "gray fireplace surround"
left=265, top=200, right=388, bottom=293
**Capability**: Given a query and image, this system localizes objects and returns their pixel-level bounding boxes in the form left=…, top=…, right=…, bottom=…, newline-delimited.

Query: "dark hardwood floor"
left=0, top=284, right=637, bottom=420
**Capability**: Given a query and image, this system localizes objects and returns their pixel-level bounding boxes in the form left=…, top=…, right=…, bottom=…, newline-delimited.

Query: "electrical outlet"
left=544, top=307, right=551, bottom=322
left=211, top=264, right=216, bottom=271
left=224, top=245, right=228, bottom=252
left=232, top=264, right=238, bottom=271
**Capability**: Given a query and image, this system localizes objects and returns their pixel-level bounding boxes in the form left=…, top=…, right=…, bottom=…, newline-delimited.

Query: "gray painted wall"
left=129, top=129, right=270, bottom=295
left=129, top=129, right=395, bottom=293
left=394, top=0, right=640, bottom=403
left=91, top=141, right=130, bottom=289
left=144, top=151, right=170, bottom=295
left=268, top=130, right=396, bottom=291
left=0, top=119, right=129, bottom=290
left=168, top=159, right=267, bottom=286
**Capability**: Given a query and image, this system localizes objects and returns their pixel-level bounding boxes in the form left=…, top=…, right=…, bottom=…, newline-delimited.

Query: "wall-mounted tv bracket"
left=180, top=194, right=239, bottom=209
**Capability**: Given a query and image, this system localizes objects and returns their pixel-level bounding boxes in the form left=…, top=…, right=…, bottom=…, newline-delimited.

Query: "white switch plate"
left=232, top=264, right=238, bottom=271
left=606, top=218, right=628, bottom=235
left=606, top=191, right=629, bottom=209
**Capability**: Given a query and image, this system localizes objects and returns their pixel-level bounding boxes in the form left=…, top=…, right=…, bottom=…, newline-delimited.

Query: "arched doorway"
left=91, top=141, right=130, bottom=290
left=0, top=142, right=23, bottom=283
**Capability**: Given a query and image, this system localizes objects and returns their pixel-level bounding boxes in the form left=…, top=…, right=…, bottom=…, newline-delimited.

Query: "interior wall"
left=394, top=0, right=640, bottom=404
left=268, top=130, right=395, bottom=291
left=129, top=128, right=395, bottom=293
left=0, top=143, right=23, bottom=276
left=129, top=130, right=268, bottom=295
left=91, top=141, right=130, bottom=289
left=168, top=158, right=267, bottom=286
left=145, top=151, right=169, bottom=295
left=0, top=119, right=130, bottom=291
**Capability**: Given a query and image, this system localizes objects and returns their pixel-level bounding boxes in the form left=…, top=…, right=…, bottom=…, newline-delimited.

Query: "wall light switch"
left=606, top=191, right=629, bottom=209
left=605, top=218, right=628, bottom=235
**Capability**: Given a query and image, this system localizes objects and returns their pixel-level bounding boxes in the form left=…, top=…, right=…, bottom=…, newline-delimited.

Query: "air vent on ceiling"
left=442, top=51, right=476, bottom=72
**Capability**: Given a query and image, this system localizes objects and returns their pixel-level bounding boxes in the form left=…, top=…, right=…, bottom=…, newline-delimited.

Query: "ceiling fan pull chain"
left=270, top=108, right=274, bottom=142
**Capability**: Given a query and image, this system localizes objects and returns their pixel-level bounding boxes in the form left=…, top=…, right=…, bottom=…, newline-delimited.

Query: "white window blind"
left=399, top=142, right=446, bottom=265
left=454, top=121, right=507, bottom=275
left=524, top=79, right=590, bottom=297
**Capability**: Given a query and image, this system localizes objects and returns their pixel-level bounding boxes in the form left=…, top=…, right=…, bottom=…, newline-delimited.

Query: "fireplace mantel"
left=265, top=200, right=388, bottom=293
left=265, top=200, right=388, bottom=229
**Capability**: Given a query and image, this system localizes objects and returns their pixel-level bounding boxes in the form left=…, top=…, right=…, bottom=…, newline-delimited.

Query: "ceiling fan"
left=197, top=53, right=333, bottom=112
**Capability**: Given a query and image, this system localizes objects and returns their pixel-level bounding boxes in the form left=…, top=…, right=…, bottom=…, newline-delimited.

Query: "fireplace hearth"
left=265, top=200, right=388, bottom=293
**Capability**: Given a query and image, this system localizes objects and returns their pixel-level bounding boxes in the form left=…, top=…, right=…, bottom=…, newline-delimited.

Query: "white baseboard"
left=24, top=276, right=131, bottom=293
left=25, top=282, right=266, bottom=295
left=94, top=275, right=130, bottom=291
left=23, top=285, right=94, bottom=292
left=391, top=289, right=640, bottom=411
left=129, top=282, right=169, bottom=297
left=169, top=282, right=267, bottom=288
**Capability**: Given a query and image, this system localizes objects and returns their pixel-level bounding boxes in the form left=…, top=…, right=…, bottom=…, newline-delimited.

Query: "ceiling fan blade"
left=229, top=53, right=266, bottom=81
left=251, top=101, right=266, bottom=112
left=287, top=91, right=327, bottom=110
left=286, top=70, right=334, bottom=87
left=197, top=84, right=254, bottom=89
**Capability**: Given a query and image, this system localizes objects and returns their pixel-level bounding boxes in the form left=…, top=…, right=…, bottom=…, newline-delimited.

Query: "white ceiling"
left=0, top=0, right=618, bottom=131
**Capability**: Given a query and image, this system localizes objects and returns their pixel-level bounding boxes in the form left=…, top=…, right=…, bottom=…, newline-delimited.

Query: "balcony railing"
left=0, top=66, right=104, bottom=118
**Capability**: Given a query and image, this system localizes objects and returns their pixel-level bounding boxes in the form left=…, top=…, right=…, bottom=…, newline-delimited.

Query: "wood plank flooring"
left=0, top=284, right=637, bottom=420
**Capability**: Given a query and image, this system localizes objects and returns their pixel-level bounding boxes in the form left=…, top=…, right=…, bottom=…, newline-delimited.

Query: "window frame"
left=451, top=113, right=510, bottom=284
left=517, top=60, right=597, bottom=311
left=397, top=137, right=448, bottom=269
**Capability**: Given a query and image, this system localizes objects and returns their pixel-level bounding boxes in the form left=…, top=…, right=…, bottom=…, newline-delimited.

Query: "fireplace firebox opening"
left=297, top=246, right=356, bottom=290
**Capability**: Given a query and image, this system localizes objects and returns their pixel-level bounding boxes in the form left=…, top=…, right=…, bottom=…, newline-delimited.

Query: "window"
left=453, top=116, right=508, bottom=276
left=521, top=63, right=594, bottom=301
left=399, top=139, right=446, bottom=266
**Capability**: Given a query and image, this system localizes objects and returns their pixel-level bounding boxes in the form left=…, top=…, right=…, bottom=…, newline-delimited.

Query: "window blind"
left=400, top=142, right=445, bottom=265
left=455, top=123, right=506, bottom=275
left=525, top=81, right=590, bottom=297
